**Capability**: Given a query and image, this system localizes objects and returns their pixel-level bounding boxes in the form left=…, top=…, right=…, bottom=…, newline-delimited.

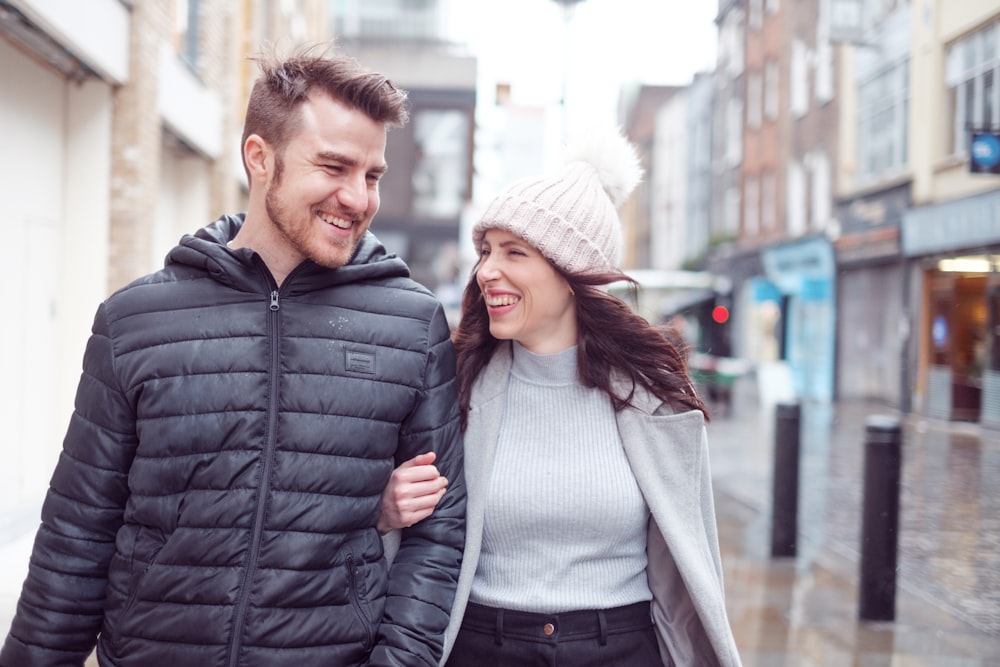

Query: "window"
left=176, top=0, right=199, bottom=70
left=864, top=0, right=895, bottom=28
left=946, top=20, right=1000, bottom=156
left=762, top=170, right=777, bottom=231
left=764, top=60, right=780, bottom=120
left=790, top=40, right=808, bottom=117
left=749, top=0, right=763, bottom=29
left=725, top=187, right=742, bottom=237
left=786, top=161, right=806, bottom=236
left=858, top=59, right=909, bottom=182
left=748, top=71, right=763, bottom=128
left=726, top=98, right=744, bottom=168
left=744, top=176, right=760, bottom=236
left=809, top=152, right=831, bottom=231
left=815, top=37, right=834, bottom=104
left=412, top=110, right=470, bottom=219
left=719, top=13, right=746, bottom=77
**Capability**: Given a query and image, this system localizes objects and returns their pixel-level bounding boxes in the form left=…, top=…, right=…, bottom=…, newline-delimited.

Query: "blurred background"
left=0, top=0, right=999, bottom=648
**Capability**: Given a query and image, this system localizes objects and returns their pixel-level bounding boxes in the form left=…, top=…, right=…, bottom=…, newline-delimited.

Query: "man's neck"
left=228, top=213, right=297, bottom=287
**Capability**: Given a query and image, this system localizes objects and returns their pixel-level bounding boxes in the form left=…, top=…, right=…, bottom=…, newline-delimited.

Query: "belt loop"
left=597, top=610, right=608, bottom=646
left=494, top=608, right=504, bottom=646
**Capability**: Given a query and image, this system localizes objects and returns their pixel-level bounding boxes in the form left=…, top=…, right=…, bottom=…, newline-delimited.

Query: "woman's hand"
left=377, top=452, right=449, bottom=534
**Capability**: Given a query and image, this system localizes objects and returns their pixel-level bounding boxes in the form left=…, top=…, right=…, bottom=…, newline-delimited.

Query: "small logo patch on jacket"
left=346, top=350, right=376, bottom=375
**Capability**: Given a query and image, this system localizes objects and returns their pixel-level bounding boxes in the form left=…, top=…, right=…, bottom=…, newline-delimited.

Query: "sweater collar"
left=510, top=342, right=578, bottom=386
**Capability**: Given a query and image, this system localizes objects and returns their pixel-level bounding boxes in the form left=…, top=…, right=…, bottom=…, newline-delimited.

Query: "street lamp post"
left=548, top=0, right=587, bottom=141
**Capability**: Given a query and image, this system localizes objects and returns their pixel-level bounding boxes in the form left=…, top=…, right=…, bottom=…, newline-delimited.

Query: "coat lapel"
left=440, top=343, right=513, bottom=659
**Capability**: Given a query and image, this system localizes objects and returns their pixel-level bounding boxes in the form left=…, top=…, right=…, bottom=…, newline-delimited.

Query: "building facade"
left=0, top=0, right=327, bottom=528
left=330, top=0, right=477, bottom=293
left=900, top=1, right=1000, bottom=424
left=833, top=0, right=910, bottom=407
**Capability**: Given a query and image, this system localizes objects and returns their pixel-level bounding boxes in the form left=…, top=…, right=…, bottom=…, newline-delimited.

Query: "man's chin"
left=311, top=244, right=355, bottom=269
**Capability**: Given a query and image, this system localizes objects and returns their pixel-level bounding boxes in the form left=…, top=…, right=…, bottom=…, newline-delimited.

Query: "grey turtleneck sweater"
left=469, top=342, right=652, bottom=613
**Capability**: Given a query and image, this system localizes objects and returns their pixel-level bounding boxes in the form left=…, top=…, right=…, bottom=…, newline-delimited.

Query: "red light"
left=712, top=305, right=730, bottom=324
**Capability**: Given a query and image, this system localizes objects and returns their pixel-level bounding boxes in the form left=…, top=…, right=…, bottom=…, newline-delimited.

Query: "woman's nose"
left=477, top=255, right=500, bottom=282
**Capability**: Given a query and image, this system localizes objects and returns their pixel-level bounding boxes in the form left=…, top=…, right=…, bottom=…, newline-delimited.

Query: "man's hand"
left=377, top=452, right=448, bottom=534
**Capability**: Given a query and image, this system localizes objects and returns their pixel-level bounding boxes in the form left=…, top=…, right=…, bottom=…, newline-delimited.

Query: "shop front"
left=833, top=182, right=909, bottom=406
left=761, top=236, right=837, bottom=403
left=902, top=188, right=1000, bottom=424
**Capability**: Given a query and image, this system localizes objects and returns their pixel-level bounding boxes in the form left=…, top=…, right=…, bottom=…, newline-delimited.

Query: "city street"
left=710, top=374, right=1000, bottom=665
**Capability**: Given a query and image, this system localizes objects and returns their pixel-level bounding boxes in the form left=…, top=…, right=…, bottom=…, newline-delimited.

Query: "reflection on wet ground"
left=709, top=380, right=1000, bottom=665
left=717, top=490, right=1000, bottom=666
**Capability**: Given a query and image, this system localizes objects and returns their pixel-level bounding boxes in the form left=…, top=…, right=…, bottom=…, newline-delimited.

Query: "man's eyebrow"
left=316, top=151, right=388, bottom=175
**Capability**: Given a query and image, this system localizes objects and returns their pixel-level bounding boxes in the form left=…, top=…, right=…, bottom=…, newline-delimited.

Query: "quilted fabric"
left=0, top=214, right=465, bottom=667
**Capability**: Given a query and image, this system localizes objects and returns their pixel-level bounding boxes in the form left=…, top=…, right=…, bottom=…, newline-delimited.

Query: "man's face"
left=264, top=92, right=388, bottom=270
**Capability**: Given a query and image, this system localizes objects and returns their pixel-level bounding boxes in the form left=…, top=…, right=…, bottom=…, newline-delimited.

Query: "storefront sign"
left=970, top=131, right=1000, bottom=175
left=902, top=188, right=1000, bottom=256
left=838, top=183, right=910, bottom=232
left=762, top=236, right=836, bottom=295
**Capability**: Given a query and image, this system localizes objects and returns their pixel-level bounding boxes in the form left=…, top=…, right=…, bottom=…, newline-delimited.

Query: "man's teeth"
left=487, top=295, right=519, bottom=306
left=319, top=213, right=351, bottom=229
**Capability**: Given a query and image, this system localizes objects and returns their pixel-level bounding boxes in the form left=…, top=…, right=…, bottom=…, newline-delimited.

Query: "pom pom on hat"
left=472, top=127, right=643, bottom=275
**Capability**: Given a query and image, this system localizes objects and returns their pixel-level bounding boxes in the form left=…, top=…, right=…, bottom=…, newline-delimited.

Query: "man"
left=0, top=50, right=465, bottom=667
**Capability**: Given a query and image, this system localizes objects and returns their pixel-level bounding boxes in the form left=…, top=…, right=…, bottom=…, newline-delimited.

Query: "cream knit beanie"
left=472, top=128, right=643, bottom=275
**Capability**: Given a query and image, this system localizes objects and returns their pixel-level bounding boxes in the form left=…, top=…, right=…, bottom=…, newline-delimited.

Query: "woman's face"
left=475, top=228, right=577, bottom=354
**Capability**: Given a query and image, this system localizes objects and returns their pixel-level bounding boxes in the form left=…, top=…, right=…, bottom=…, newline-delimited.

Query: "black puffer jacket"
left=0, top=214, right=466, bottom=667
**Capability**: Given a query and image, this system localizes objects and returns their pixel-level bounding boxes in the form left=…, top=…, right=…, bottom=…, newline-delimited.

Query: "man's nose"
left=337, top=175, right=368, bottom=212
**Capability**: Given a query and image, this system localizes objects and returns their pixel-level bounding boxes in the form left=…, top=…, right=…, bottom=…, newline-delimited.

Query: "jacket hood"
left=166, top=213, right=411, bottom=293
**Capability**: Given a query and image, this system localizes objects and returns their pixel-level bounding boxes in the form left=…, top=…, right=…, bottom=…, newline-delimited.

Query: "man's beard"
left=264, top=177, right=356, bottom=270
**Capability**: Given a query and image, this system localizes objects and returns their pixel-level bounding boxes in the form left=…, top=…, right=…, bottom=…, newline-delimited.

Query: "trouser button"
left=543, top=622, right=555, bottom=636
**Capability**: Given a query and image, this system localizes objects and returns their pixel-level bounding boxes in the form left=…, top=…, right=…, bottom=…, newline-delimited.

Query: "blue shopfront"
left=760, top=237, right=837, bottom=403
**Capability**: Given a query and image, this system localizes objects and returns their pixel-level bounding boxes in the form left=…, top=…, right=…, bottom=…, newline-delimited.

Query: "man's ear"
left=244, top=134, right=271, bottom=180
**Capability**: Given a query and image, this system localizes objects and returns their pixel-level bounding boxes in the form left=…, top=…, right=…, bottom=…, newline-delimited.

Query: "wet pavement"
left=709, top=375, right=1000, bottom=665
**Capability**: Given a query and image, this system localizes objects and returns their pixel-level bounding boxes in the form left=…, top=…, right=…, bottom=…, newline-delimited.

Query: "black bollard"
left=770, top=402, right=800, bottom=558
left=858, top=415, right=903, bottom=621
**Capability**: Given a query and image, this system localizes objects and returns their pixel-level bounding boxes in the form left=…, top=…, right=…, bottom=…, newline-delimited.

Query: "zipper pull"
left=270, top=290, right=280, bottom=311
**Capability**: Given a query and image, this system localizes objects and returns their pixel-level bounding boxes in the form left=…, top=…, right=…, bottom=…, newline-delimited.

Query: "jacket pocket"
left=346, top=554, right=376, bottom=651
left=126, top=529, right=167, bottom=604
left=108, top=526, right=166, bottom=653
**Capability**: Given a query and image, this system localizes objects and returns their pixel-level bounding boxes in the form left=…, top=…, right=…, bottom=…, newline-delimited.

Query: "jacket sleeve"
left=0, top=303, right=136, bottom=667
left=368, top=305, right=466, bottom=667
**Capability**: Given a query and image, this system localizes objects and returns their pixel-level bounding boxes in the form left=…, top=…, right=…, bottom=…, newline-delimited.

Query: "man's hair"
left=241, top=46, right=409, bottom=179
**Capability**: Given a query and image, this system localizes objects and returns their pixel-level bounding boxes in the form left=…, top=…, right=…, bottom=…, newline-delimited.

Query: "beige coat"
left=439, top=343, right=742, bottom=666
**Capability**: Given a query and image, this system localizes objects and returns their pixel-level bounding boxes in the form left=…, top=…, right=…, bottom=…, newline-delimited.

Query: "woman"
left=441, top=130, right=742, bottom=666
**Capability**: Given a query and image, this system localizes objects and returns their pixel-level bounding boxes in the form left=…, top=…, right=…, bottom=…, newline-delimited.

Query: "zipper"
left=346, top=554, right=375, bottom=650
left=226, top=286, right=282, bottom=667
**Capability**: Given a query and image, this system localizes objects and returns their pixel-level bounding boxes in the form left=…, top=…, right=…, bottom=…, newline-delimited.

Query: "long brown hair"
left=452, top=264, right=709, bottom=431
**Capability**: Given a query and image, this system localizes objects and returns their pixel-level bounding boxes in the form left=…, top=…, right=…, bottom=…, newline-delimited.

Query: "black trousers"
left=445, top=601, right=665, bottom=667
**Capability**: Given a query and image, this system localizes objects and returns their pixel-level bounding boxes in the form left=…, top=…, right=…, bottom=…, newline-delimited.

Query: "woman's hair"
left=240, top=46, right=409, bottom=179
left=452, top=263, right=709, bottom=431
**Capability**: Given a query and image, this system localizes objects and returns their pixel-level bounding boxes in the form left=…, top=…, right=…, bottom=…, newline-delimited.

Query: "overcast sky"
left=445, top=0, right=719, bottom=137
